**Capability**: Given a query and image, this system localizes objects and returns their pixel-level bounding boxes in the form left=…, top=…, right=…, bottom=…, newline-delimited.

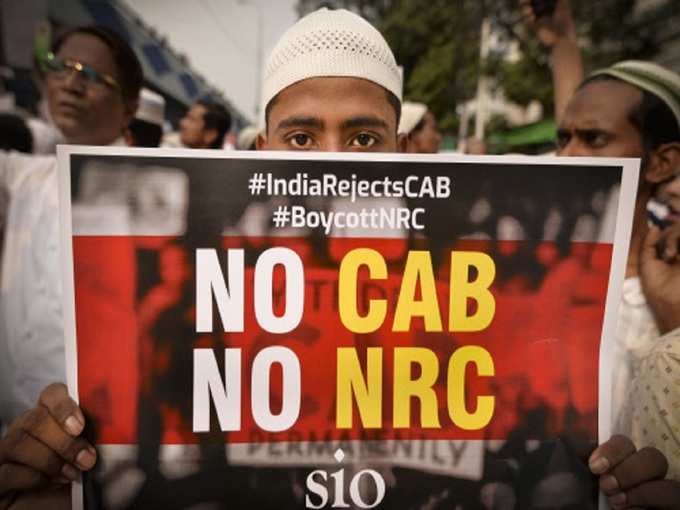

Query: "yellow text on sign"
left=338, top=249, right=496, bottom=333
left=336, top=346, right=495, bottom=430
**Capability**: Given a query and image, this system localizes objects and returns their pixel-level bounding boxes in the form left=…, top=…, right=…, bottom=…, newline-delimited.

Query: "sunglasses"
left=41, top=52, right=121, bottom=91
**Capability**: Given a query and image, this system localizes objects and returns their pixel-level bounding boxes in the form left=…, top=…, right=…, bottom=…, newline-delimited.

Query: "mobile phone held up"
left=531, top=0, right=558, bottom=19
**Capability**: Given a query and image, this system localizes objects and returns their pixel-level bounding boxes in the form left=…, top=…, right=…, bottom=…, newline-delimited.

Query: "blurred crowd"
left=1, top=0, right=680, bottom=509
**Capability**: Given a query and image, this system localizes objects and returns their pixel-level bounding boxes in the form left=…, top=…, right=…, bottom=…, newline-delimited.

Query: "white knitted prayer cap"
left=261, top=8, right=402, bottom=115
left=398, top=101, right=428, bottom=135
left=135, top=88, right=165, bottom=127
left=236, top=125, right=261, bottom=150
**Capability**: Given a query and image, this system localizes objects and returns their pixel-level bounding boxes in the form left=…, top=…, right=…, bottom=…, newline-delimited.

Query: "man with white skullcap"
left=557, top=60, right=680, bottom=507
left=399, top=101, right=442, bottom=153
left=256, top=9, right=677, bottom=508
left=256, top=8, right=406, bottom=153
left=179, top=99, right=231, bottom=150
left=0, top=10, right=409, bottom=507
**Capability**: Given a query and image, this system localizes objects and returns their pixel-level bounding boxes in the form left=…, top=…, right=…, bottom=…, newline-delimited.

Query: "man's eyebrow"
left=575, top=127, right=611, bottom=136
left=341, top=116, right=389, bottom=130
left=275, top=116, right=324, bottom=131
left=570, top=118, right=612, bottom=130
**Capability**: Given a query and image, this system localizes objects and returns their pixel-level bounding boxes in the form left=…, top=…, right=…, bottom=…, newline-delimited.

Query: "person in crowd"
left=0, top=24, right=141, bottom=507
left=0, top=113, right=33, bottom=153
left=398, top=101, right=442, bottom=153
left=125, top=87, right=165, bottom=148
left=557, top=60, right=680, bottom=504
left=179, top=99, right=231, bottom=149
left=235, top=125, right=260, bottom=150
left=530, top=1, right=680, bottom=501
left=540, top=2, right=680, bottom=490
left=465, top=136, right=487, bottom=155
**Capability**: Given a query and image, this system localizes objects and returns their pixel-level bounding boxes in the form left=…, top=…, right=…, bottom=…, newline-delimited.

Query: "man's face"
left=556, top=80, right=644, bottom=159
left=47, top=33, right=133, bottom=145
left=258, top=77, right=404, bottom=153
left=180, top=104, right=212, bottom=148
left=408, top=111, right=442, bottom=154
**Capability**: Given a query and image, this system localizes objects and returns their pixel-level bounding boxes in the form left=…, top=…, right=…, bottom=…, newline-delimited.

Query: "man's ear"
left=123, top=128, right=134, bottom=147
left=646, top=142, right=680, bottom=184
left=255, top=132, right=268, bottom=151
left=203, top=128, right=219, bottom=148
left=397, top=133, right=408, bottom=153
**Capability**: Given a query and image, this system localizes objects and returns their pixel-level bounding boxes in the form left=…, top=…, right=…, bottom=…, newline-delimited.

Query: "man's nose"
left=61, top=70, right=87, bottom=96
left=557, top=138, right=583, bottom=157
left=321, top=136, right=344, bottom=152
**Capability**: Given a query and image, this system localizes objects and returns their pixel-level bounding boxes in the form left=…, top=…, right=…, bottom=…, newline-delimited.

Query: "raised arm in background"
left=523, top=0, right=584, bottom=123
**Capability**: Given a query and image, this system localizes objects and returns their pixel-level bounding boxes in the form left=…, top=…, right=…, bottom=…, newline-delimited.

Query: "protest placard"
left=58, top=147, right=638, bottom=509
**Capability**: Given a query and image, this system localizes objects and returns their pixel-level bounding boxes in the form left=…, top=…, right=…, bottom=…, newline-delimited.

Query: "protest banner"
left=58, top=147, right=638, bottom=509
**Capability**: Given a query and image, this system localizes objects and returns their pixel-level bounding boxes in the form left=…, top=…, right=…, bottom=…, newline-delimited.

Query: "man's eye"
left=583, top=131, right=609, bottom=147
left=350, top=133, right=377, bottom=148
left=556, top=131, right=571, bottom=149
left=289, top=133, right=312, bottom=149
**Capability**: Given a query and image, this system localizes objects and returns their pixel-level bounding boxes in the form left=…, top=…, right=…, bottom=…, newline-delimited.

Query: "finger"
left=588, top=435, right=636, bottom=474
left=0, top=462, right=49, bottom=493
left=658, top=224, right=680, bottom=262
left=38, top=383, right=85, bottom=437
left=1, top=428, right=68, bottom=479
left=608, top=446, right=668, bottom=492
left=642, top=225, right=664, bottom=261
left=17, top=405, right=96, bottom=472
left=614, top=479, right=680, bottom=510
left=5, top=484, right=72, bottom=510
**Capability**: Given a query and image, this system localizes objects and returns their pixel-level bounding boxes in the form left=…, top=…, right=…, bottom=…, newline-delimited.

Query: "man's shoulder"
left=10, top=151, right=57, bottom=172
left=636, top=329, right=680, bottom=384
left=650, top=328, right=680, bottom=359
left=2, top=151, right=57, bottom=188
left=3, top=150, right=55, bottom=166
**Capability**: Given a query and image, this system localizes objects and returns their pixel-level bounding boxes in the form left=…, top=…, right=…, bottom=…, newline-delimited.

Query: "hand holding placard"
left=0, top=384, right=94, bottom=508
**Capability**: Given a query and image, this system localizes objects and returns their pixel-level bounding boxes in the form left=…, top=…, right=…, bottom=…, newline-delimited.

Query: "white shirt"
left=611, top=277, right=661, bottom=427
left=0, top=151, right=65, bottom=423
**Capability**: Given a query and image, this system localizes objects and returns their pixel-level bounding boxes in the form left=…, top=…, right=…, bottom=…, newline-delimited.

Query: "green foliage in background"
left=297, top=0, right=680, bottom=133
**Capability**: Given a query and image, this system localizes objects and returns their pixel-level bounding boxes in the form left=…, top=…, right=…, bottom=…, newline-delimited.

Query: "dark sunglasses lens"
left=80, top=66, right=100, bottom=83
left=44, top=56, right=64, bottom=72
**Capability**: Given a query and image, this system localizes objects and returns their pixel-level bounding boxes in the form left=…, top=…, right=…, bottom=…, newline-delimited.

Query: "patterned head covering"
left=590, top=60, right=680, bottom=131
left=398, top=102, right=428, bottom=135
